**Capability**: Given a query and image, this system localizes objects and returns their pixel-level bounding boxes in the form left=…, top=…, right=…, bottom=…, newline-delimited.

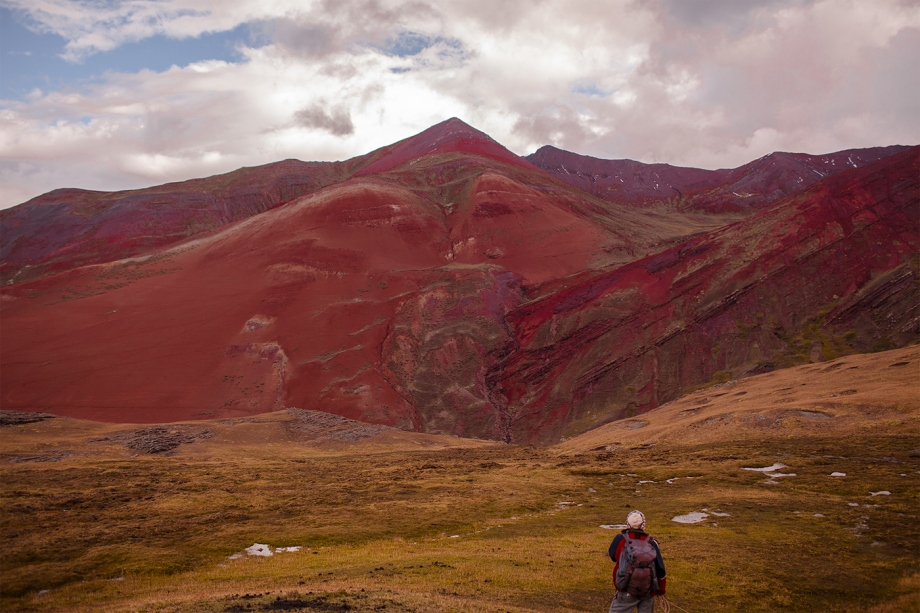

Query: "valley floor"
left=1, top=348, right=918, bottom=613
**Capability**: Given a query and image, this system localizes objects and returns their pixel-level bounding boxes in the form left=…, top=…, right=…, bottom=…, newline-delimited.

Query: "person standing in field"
left=607, top=510, right=666, bottom=613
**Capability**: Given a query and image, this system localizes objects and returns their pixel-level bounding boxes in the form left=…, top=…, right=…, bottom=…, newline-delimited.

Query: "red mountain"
left=1, top=120, right=916, bottom=443
left=496, top=147, right=919, bottom=442
left=526, top=144, right=909, bottom=212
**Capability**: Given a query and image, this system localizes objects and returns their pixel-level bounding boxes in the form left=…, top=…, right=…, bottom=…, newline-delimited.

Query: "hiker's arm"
left=608, top=535, right=623, bottom=562
left=657, top=576, right=667, bottom=595
left=653, top=541, right=667, bottom=594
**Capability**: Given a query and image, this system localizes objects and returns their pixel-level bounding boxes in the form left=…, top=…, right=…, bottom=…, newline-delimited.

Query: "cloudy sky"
left=1, top=0, right=918, bottom=209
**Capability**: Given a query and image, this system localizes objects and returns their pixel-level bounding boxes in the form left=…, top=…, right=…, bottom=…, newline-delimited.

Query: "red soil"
left=1, top=120, right=916, bottom=444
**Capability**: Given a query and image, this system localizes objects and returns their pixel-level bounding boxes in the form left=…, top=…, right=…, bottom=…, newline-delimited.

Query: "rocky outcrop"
left=380, top=266, right=523, bottom=440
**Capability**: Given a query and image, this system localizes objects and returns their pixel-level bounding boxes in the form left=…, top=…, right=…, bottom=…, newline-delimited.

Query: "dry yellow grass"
left=558, top=344, right=920, bottom=452
left=1, top=347, right=918, bottom=612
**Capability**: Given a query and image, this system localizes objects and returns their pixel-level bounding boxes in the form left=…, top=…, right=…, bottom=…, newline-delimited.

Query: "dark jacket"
left=609, top=529, right=667, bottom=595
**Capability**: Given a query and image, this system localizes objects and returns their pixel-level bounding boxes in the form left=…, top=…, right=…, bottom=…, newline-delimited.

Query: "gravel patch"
left=0, top=411, right=57, bottom=426
left=286, top=407, right=395, bottom=442
left=91, top=425, right=213, bottom=454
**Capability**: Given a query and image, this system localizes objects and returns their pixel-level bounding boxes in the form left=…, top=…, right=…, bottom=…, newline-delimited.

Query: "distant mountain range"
left=527, top=143, right=909, bottom=211
left=2, top=118, right=916, bottom=444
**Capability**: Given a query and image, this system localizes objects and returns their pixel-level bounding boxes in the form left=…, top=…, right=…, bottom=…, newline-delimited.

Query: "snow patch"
left=245, top=543, right=273, bottom=557
left=672, top=512, right=709, bottom=524
left=230, top=543, right=303, bottom=559
left=870, top=491, right=891, bottom=496
left=830, top=472, right=846, bottom=477
left=743, top=463, right=787, bottom=472
left=600, top=524, right=629, bottom=530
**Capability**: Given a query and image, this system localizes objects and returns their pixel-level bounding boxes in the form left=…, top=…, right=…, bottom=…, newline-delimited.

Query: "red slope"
left=0, top=119, right=533, bottom=287
left=0, top=151, right=652, bottom=434
left=493, top=147, right=919, bottom=443
left=0, top=159, right=353, bottom=284
left=0, top=180, right=451, bottom=424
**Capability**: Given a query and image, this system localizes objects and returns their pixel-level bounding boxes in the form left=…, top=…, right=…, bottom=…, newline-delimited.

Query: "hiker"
left=607, top=510, right=666, bottom=613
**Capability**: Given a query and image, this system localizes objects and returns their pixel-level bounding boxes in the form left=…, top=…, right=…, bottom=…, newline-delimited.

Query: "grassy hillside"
left=1, top=346, right=918, bottom=612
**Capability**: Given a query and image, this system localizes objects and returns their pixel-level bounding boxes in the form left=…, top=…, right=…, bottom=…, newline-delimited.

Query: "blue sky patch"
left=0, top=8, right=249, bottom=100
left=572, top=82, right=611, bottom=97
left=378, top=31, right=464, bottom=59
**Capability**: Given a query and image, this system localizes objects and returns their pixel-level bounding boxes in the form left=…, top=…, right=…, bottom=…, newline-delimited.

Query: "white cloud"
left=0, top=0, right=918, bottom=208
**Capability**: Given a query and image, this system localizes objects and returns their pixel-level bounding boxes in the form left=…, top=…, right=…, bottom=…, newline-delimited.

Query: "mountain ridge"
left=526, top=143, right=911, bottom=211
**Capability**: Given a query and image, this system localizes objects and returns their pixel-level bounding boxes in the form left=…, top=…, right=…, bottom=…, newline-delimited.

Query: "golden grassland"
left=1, top=346, right=918, bottom=613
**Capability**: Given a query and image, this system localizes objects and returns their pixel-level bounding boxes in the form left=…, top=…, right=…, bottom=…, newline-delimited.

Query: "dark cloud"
left=293, top=104, right=355, bottom=136
left=144, top=112, right=193, bottom=150
left=512, top=105, right=594, bottom=148
left=658, top=0, right=814, bottom=33
left=255, top=19, right=341, bottom=57
left=865, top=26, right=920, bottom=129
left=256, top=0, right=441, bottom=58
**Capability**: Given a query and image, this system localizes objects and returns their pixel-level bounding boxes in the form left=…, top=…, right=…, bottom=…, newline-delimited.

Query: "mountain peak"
left=356, top=118, right=535, bottom=176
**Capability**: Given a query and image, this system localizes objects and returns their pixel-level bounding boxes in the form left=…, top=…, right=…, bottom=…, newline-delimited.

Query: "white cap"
left=626, top=510, right=646, bottom=530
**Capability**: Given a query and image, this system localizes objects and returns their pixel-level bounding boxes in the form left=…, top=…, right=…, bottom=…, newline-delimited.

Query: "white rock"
left=870, top=491, right=891, bottom=496
left=600, top=524, right=628, bottom=530
left=830, top=472, right=846, bottom=477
